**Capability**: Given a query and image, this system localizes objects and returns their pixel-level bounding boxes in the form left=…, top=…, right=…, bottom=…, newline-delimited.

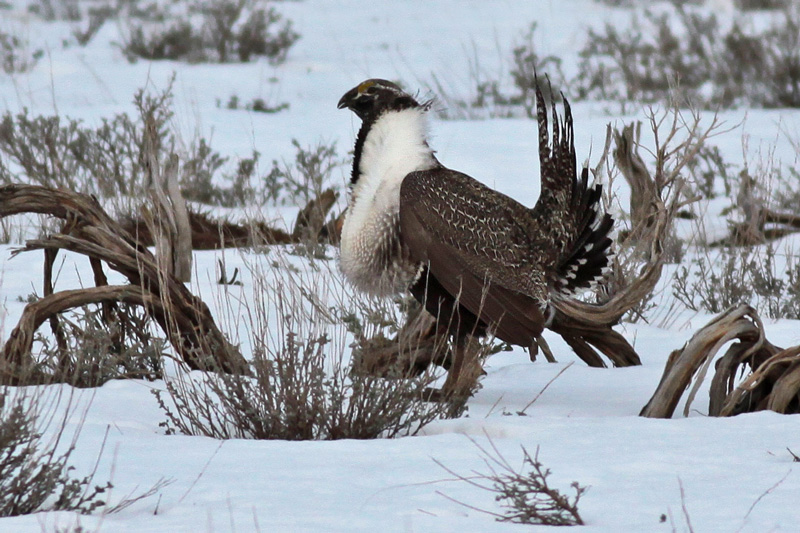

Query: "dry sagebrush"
left=1, top=386, right=171, bottom=518
left=154, top=250, right=461, bottom=440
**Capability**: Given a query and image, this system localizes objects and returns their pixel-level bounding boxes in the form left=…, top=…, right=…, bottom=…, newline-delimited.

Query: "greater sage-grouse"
left=337, top=78, right=614, bottom=395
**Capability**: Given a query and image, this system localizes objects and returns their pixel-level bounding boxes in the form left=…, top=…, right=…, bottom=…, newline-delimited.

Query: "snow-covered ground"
left=1, top=1, right=799, bottom=531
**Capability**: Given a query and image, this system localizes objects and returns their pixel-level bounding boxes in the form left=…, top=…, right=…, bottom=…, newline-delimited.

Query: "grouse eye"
left=352, top=98, right=372, bottom=114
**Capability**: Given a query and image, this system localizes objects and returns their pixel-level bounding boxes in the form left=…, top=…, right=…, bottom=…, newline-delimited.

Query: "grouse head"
left=337, top=79, right=423, bottom=122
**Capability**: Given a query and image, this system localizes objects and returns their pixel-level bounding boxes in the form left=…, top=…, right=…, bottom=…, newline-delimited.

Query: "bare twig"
left=741, top=470, right=791, bottom=524
left=434, top=434, right=586, bottom=526
left=105, top=477, right=175, bottom=514
left=677, top=478, right=696, bottom=533
left=520, top=362, right=574, bottom=415
left=178, top=441, right=225, bottom=504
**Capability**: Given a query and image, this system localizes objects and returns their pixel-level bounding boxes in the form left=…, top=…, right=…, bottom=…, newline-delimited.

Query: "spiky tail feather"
left=554, top=171, right=614, bottom=296
left=534, top=80, right=576, bottom=232
left=532, top=78, right=614, bottom=297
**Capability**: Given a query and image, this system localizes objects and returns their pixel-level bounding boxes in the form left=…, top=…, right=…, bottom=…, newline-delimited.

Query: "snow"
left=1, top=1, right=800, bottom=532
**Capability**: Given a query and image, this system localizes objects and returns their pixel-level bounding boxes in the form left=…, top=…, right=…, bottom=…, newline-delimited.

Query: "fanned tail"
left=554, top=173, right=614, bottom=296
left=532, top=78, right=614, bottom=297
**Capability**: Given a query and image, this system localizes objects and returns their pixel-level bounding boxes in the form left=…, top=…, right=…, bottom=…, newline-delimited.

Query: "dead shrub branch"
left=435, top=436, right=586, bottom=526
left=548, top=106, right=722, bottom=367
left=641, top=304, right=800, bottom=418
left=0, top=184, right=248, bottom=384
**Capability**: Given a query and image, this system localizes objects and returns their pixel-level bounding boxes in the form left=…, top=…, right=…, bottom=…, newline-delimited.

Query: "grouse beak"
left=337, top=87, right=359, bottom=110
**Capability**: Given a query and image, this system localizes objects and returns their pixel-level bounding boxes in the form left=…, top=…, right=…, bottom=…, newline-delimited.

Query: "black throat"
left=349, top=118, right=372, bottom=185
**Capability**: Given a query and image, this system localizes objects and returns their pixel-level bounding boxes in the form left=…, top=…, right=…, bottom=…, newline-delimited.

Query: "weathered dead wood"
left=715, top=206, right=800, bottom=247
left=323, top=210, right=346, bottom=246
left=122, top=209, right=293, bottom=250
left=549, top=110, right=720, bottom=368
left=121, top=190, right=340, bottom=250
left=547, top=313, right=642, bottom=367
left=639, top=304, right=800, bottom=418
left=763, top=208, right=800, bottom=231
left=708, top=161, right=800, bottom=247
left=43, top=247, right=69, bottom=362
left=721, top=345, right=800, bottom=416
left=352, top=305, right=450, bottom=378
left=731, top=170, right=766, bottom=246
left=1, top=286, right=154, bottom=382
left=641, top=305, right=769, bottom=417
left=613, top=122, right=657, bottom=237
left=141, top=110, right=193, bottom=282
left=0, top=184, right=249, bottom=383
left=292, top=188, right=338, bottom=241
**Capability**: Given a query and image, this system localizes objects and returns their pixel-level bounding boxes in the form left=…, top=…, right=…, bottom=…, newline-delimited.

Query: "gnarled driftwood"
left=641, top=304, right=800, bottom=418
left=0, top=184, right=249, bottom=384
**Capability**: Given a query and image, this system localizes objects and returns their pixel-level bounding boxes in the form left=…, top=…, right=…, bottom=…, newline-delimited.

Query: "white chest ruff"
left=340, top=108, right=436, bottom=296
